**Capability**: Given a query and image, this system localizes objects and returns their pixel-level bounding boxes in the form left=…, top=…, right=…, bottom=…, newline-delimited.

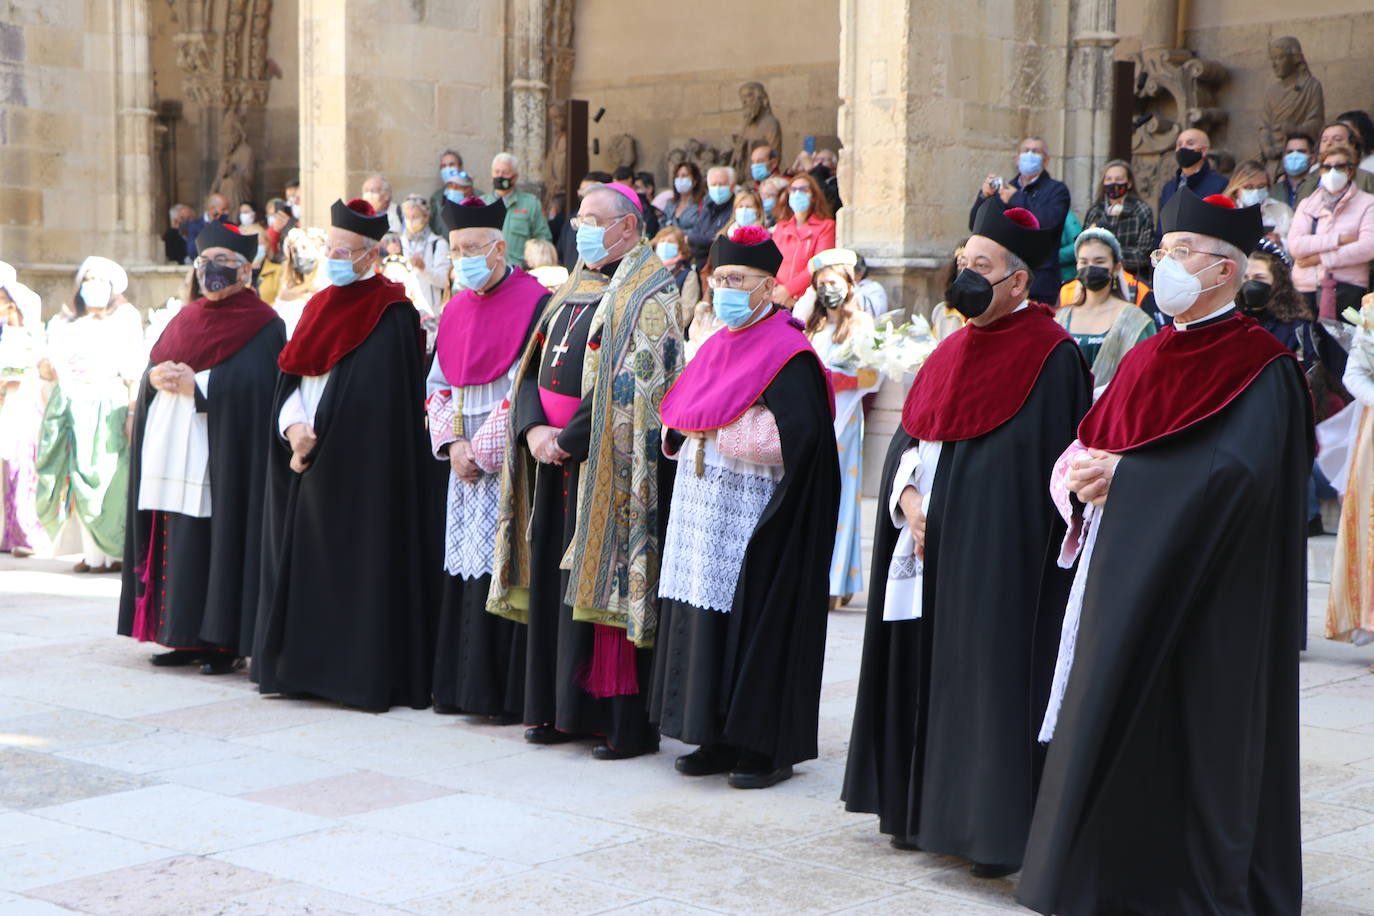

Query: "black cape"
left=431, top=293, right=547, bottom=717
left=650, top=353, right=840, bottom=767
left=1017, top=359, right=1312, bottom=915
left=253, top=302, right=437, bottom=712
left=842, top=340, right=1090, bottom=865
left=118, top=320, right=286, bottom=655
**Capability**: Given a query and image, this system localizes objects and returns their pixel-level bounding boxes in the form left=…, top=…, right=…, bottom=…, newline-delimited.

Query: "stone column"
left=113, top=0, right=159, bottom=264
left=297, top=0, right=349, bottom=229
left=506, top=0, right=549, bottom=188
left=1061, top=0, right=1118, bottom=208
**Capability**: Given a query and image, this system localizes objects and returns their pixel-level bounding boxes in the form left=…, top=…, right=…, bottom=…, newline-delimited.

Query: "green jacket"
left=480, top=190, right=551, bottom=267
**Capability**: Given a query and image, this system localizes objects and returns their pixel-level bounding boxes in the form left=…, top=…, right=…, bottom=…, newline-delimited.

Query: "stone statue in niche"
left=1259, top=36, right=1325, bottom=168
left=544, top=104, right=568, bottom=196
left=211, top=113, right=255, bottom=213
left=731, top=81, right=783, bottom=170
left=609, top=134, right=639, bottom=170
left=667, top=139, right=724, bottom=178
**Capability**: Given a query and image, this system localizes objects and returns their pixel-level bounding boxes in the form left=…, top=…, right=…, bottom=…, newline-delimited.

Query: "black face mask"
left=1239, top=279, right=1273, bottom=315
left=945, top=267, right=1011, bottom=319
left=1103, top=182, right=1128, bottom=200
left=492, top=176, right=514, bottom=191
left=1175, top=147, right=1204, bottom=169
left=1078, top=265, right=1112, bottom=292
left=199, top=262, right=242, bottom=293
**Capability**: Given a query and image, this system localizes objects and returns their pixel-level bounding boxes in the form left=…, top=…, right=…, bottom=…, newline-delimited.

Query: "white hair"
left=364, top=174, right=390, bottom=193
left=707, top=165, right=736, bottom=185
left=1212, top=239, right=1248, bottom=298
left=492, top=151, right=519, bottom=172
left=1004, top=251, right=1030, bottom=278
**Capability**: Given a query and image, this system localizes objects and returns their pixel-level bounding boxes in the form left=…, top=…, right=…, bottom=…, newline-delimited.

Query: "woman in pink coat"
left=1287, top=143, right=1374, bottom=334
left=772, top=172, right=836, bottom=303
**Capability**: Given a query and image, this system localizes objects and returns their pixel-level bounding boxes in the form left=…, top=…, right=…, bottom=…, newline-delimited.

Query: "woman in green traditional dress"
left=36, top=257, right=145, bottom=572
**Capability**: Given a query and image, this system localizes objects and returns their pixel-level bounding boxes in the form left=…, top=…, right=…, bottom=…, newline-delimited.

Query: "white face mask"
left=1237, top=187, right=1267, bottom=208
left=1152, top=255, right=1229, bottom=317
left=80, top=279, right=112, bottom=311
left=1321, top=168, right=1351, bottom=195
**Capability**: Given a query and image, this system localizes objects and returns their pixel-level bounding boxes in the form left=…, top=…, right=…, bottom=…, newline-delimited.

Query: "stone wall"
left=297, top=0, right=506, bottom=230
left=1, top=0, right=156, bottom=267
left=568, top=0, right=841, bottom=184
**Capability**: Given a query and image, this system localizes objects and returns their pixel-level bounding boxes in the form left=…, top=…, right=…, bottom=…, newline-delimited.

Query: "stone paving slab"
left=2, top=535, right=1374, bottom=914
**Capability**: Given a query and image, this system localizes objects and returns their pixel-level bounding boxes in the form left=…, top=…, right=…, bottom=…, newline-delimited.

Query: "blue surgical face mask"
left=674, top=176, right=694, bottom=195
left=712, top=286, right=759, bottom=329
left=707, top=185, right=732, bottom=206
left=788, top=191, right=812, bottom=215
left=763, top=197, right=776, bottom=215
left=1018, top=151, right=1044, bottom=176
left=440, top=165, right=461, bottom=183
left=457, top=246, right=497, bottom=290
left=655, top=241, right=679, bottom=262
left=750, top=163, right=770, bottom=182
left=326, top=257, right=362, bottom=287
left=576, top=218, right=621, bottom=265
left=444, top=188, right=467, bottom=204
left=1283, top=151, right=1310, bottom=176
left=734, top=207, right=758, bottom=227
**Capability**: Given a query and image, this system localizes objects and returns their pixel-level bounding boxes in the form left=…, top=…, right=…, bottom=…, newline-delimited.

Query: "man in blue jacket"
left=969, top=137, right=1071, bottom=305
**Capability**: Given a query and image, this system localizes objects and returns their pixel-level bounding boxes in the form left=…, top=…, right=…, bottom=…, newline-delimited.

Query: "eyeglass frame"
left=1148, top=245, right=1230, bottom=268
left=193, top=253, right=249, bottom=269
left=707, top=272, right=772, bottom=292
left=450, top=239, right=501, bottom=259
left=569, top=213, right=630, bottom=232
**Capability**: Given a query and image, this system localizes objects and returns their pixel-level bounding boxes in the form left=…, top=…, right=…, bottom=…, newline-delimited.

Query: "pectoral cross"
left=550, top=340, right=571, bottom=367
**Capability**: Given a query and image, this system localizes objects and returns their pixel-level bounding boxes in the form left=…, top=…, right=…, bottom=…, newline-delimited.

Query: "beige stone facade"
left=2, top=0, right=1372, bottom=326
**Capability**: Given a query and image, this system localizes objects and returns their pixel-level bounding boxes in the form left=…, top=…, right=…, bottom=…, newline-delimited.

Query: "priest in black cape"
left=253, top=198, right=436, bottom=712
left=841, top=202, right=1091, bottom=877
left=118, top=221, right=285, bottom=673
left=488, top=183, right=683, bottom=759
left=426, top=197, right=548, bottom=719
left=1018, top=189, right=1311, bottom=915
left=651, top=227, right=839, bottom=789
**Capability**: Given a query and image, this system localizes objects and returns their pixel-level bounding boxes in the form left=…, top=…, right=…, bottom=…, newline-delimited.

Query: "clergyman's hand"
left=897, top=485, right=927, bottom=561
left=285, top=422, right=317, bottom=474
left=1068, top=449, right=1122, bottom=508
left=450, top=439, right=481, bottom=482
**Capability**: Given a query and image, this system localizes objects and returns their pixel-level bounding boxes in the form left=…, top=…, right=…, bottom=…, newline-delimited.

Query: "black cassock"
left=650, top=354, right=839, bottom=767
left=119, top=320, right=286, bottom=654
left=254, top=302, right=437, bottom=712
left=514, top=292, right=665, bottom=754
left=1018, top=359, right=1311, bottom=915
left=430, top=299, right=546, bottom=718
left=842, top=341, right=1089, bottom=866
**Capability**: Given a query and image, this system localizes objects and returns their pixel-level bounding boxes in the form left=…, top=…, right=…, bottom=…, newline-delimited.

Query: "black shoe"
left=889, top=836, right=921, bottom=851
left=1308, top=516, right=1326, bottom=537
left=433, top=702, right=461, bottom=715
left=591, top=742, right=648, bottom=760
left=524, top=724, right=577, bottom=744
left=675, top=744, right=738, bottom=776
left=199, top=654, right=243, bottom=675
left=149, top=649, right=201, bottom=667
left=728, top=752, right=793, bottom=789
left=970, top=862, right=1017, bottom=879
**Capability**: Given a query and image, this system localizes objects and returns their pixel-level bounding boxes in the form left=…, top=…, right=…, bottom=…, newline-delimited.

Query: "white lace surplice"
left=659, top=435, right=782, bottom=614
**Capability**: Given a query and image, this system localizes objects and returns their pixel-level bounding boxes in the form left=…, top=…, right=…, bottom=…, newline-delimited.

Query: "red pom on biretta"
left=730, top=225, right=771, bottom=245
left=1202, top=194, right=1236, bottom=209
left=1002, top=207, right=1041, bottom=230
left=346, top=198, right=377, bottom=217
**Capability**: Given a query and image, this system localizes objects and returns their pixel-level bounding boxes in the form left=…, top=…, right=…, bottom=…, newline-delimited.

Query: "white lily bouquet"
left=144, top=297, right=185, bottom=350
left=830, top=311, right=939, bottom=386
left=1341, top=294, right=1374, bottom=340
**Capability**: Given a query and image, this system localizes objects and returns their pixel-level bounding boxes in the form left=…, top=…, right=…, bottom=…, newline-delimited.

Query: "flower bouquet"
left=831, top=312, right=938, bottom=386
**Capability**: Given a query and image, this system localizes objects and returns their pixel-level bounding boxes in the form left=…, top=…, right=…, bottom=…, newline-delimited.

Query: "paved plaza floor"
left=2, top=526, right=1374, bottom=914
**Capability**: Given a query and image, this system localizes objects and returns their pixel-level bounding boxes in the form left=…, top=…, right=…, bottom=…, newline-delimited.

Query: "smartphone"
left=804, top=136, right=816, bottom=155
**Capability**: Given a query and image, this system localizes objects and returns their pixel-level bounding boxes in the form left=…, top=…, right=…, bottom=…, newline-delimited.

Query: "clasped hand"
left=1067, top=449, right=1121, bottom=508
left=449, top=439, right=481, bottom=482
left=527, top=424, right=570, bottom=465
left=149, top=361, right=196, bottom=397
left=285, top=422, right=318, bottom=474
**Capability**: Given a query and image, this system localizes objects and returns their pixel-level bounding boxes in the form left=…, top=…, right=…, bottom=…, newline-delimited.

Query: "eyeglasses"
left=451, top=240, right=499, bottom=259
left=1319, top=162, right=1353, bottom=172
left=325, top=246, right=368, bottom=261
left=193, top=255, right=247, bottom=269
left=569, top=214, right=628, bottom=232
left=708, top=274, right=769, bottom=291
left=1149, top=246, right=1231, bottom=267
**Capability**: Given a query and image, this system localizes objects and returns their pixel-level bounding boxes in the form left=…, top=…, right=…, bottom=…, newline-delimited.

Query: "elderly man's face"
left=1320, top=124, right=1354, bottom=153
left=1019, top=139, right=1047, bottom=159
left=706, top=169, right=732, bottom=191
left=961, top=234, right=1026, bottom=326
left=814, top=150, right=838, bottom=170
left=576, top=191, right=636, bottom=264
left=362, top=178, right=389, bottom=210
left=440, top=152, right=461, bottom=170
left=196, top=245, right=251, bottom=300
left=325, top=226, right=378, bottom=278
left=750, top=146, right=773, bottom=167
left=1176, top=130, right=1209, bottom=153
left=206, top=195, right=228, bottom=218
left=492, top=160, right=517, bottom=182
